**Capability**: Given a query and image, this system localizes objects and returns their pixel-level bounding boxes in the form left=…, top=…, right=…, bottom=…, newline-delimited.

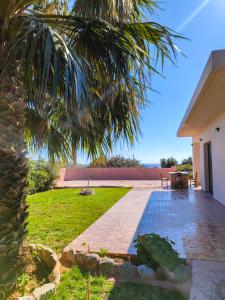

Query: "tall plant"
left=0, top=0, right=181, bottom=296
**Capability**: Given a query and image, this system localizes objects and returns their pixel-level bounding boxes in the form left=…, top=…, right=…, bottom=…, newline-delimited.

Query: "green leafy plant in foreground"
left=16, top=273, right=30, bottom=295
left=99, top=248, right=109, bottom=258
left=135, top=233, right=186, bottom=272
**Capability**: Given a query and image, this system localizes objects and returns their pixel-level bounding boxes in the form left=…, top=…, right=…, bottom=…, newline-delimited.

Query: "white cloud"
left=177, top=0, right=211, bottom=32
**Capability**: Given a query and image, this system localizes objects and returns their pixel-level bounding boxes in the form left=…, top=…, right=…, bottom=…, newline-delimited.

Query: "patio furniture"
left=190, top=172, right=198, bottom=187
left=169, top=172, right=189, bottom=189
left=160, top=173, right=169, bottom=188
left=175, top=173, right=183, bottom=189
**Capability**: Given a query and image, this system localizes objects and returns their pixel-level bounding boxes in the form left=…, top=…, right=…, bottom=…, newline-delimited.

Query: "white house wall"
left=193, top=108, right=225, bottom=206
left=192, top=142, right=201, bottom=186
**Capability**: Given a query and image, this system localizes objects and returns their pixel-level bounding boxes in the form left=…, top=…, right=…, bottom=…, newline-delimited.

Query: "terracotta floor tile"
left=64, top=186, right=225, bottom=261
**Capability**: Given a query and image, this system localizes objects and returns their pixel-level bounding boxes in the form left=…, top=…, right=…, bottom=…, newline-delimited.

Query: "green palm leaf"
left=4, top=14, right=91, bottom=116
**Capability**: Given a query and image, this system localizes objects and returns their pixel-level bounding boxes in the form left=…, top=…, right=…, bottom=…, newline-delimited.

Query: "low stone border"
left=61, top=248, right=192, bottom=295
left=18, top=244, right=61, bottom=300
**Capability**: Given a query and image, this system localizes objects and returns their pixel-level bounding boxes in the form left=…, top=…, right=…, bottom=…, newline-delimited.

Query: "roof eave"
left=178, top=49, right=225, bottom=137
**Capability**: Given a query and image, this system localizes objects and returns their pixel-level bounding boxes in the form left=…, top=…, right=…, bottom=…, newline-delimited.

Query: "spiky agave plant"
left=0, top=0, right=181, bottom=297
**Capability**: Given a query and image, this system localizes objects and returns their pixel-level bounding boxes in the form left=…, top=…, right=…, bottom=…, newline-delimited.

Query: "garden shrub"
left=176, top=164, right=193, bottom=176
left=135, top=234, right=186, bottom=272
left=181, top=157, right=192, bottom=165
left=90, top=155, right=142, bottom=168
left=106, top=156, right=142, bottom=168
left=27, top=160, right=59, bottom=194
left=160, top=157, right=177, bottom=168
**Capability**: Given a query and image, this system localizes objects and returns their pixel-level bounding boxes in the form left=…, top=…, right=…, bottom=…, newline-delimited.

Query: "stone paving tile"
left=190, top=260, right=225, bottom=300
left=64, top=187, right=225, bottom=261
left=56, top=180, right=163, bottom=189
left=64, top=188, right=152, bottom=256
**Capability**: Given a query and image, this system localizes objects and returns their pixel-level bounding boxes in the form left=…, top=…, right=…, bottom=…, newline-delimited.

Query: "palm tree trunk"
left=0, top=77, right=28, bottom=298
left=72, top=145, right=77, bottom=167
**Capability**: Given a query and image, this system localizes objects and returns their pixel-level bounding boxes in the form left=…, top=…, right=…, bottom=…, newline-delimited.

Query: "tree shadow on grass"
left=49, top=266, right=188, bottom=300
left=107, top=280, right=188, bottom=300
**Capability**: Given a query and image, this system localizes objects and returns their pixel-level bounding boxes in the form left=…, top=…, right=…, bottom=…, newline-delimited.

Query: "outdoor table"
left=169, top=172, right=189, bottom=189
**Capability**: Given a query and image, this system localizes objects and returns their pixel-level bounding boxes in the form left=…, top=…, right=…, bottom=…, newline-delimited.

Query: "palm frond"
left=72, top=0, right=158, bottom=22
left=30, top=13, right=182, bottom=158
left=2, top=1, right=183, bottom=161
left=32, top=0, right=69, bottom=14
left=122, top=21, right=184, bottom=67
left=4, top=14, right=91, bottom=116
left=25, top=106, right=71, bottom=161
left=0, top=0, right=41, bottom=29
left=0, top=0, right=68, bottom=17
left=47, top=15, right=180, bottom=105
left=26, top=102, right=113, bottom=161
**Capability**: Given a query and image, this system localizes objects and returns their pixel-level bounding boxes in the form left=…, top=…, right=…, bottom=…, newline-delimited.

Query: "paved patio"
left=64, top=186, right=225, bottom=261
left=56, top=180, right=162, bottom=189
left=190, top=260, right=225, bottom=300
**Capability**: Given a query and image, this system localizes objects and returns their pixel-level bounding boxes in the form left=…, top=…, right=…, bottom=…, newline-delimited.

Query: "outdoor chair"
left=160, top=173, right=169, bottom=188
left=190, top=172, right=198, bottom=187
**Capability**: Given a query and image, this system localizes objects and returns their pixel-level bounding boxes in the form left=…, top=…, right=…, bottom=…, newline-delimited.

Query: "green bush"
left=90, top=155, right=142, bottom=168
left=134, top=234, right=186, bottom=272
left=160, top=157, right=177, bottom=168
left=89, top=156, right=107, bottom=168
left=27, top=160, right=59, bottom=194
left=107, top=156, right=142, bottom=168
left=181, top=157, right=192, bottom=165
left=176, top=164, right=193, bottom=175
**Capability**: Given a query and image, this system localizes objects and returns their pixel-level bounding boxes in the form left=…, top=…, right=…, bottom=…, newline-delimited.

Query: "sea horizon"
left=143, top=163, right=160, bottom=168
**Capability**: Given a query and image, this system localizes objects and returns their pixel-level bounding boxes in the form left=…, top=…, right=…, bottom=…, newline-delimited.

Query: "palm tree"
left=0, top=0, right=181, bottom=296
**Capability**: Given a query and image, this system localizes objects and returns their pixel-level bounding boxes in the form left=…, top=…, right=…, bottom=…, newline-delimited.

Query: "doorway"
left=204, top=142, right=213, bottom=193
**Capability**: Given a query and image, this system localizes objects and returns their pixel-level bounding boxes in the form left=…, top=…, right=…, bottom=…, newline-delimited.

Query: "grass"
left=50, top=267, right=188, bottom=300
left=26, top=187, right=188, bottom=300
left=27, top=188, right=130, bottom=252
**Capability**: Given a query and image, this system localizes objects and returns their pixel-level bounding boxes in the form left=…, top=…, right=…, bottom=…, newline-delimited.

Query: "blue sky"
left=123, top=0, right=225, bottom=164
left=77, top=0, right=225, bottom=164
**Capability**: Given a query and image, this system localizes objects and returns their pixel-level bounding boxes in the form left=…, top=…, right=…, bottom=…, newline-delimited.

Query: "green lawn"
left=27, top=188, right=130, bottom=252
left=27, top=188, right=188, bottom=300
left=50, top=267, right=187, bottom=300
